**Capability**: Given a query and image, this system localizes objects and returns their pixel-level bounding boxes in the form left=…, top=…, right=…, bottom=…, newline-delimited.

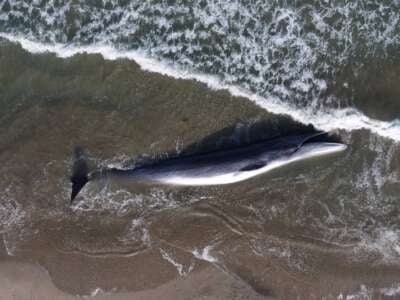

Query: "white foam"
left=355, top=229, right=400, bottom=264
left=381, top=284, right=400, bottom=296
left=81, top=287, right=118, bottom=299
left=0, top=186, right=27, bottom=256
left=90, top=288, right=105, bottom=297
left=192, top=245, right=218, bottom=263
left=1, top=33, right=399, bottom=142
left=160, top=248, right=194, bottom=277
left=121, top=218, right=151, bottom=248
left=337, top=285, right=373, bottom=300
left=338, top=283, right=400, bottom=299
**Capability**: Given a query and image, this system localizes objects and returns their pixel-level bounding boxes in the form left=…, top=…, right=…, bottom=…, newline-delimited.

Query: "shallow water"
left=1, top=1, right=400, bottom=298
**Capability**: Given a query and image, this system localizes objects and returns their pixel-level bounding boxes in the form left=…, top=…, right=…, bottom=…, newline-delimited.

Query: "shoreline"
left=1, top=33, right=400, bottom=142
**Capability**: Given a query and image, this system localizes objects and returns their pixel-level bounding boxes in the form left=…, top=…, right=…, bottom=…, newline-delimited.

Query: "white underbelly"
left=159, top=160, right=287, bottom=186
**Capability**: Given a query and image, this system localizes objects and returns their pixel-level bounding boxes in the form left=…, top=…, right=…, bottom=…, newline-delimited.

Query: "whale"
left=70, top=131, right=347, bottom=202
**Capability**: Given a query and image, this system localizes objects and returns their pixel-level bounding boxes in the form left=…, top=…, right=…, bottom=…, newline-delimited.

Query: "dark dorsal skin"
left=114, top=132, right=325, bottom=178
left=70, top=132, right=327, bottom=202
left=240, top=162, right=266, bottom=171
left=70, top=147, right=89, bottom=203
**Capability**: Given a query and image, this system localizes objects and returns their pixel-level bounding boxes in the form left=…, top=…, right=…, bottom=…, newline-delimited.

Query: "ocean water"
left=1, top=0, right=400, bottom=138
left=0, top=0, right=400, bottom=299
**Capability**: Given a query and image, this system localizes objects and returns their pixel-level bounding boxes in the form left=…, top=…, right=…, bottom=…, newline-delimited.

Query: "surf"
left=1, top=34, right=399, bottom=142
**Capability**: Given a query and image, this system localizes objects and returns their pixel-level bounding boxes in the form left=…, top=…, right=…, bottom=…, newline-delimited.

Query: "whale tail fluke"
left=70, top=147, right=89, bottom=204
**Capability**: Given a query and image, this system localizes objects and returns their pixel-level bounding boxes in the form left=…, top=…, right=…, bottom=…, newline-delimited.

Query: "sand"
left=0, top=261, right=270, bottom=300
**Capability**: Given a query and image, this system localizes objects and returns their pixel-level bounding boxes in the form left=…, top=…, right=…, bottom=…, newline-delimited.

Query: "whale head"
left=289, top=141, right=347, bottom=163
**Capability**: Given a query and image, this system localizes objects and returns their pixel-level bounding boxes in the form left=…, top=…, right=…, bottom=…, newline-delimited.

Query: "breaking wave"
left=0, top=0, right=399, bottom=140
left=1, top=33, right=400, bottom=142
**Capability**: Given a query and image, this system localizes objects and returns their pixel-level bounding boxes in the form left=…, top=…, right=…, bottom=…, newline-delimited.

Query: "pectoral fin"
left=240, top=162, right=266, bottom=172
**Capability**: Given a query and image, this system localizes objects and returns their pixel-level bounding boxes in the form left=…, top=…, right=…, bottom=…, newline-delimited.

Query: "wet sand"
left=0, top=261, right=270, bottom=300
left=0, top=40, right=285, bottom=299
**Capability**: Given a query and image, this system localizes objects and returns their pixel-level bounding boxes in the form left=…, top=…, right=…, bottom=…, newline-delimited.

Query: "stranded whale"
left=70, top=131, right=347, bottom=202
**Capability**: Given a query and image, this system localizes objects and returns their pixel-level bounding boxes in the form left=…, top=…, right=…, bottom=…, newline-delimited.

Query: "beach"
left=0, top=41, right=399, bottom=299
left=1, top=1, right=400, bottom=298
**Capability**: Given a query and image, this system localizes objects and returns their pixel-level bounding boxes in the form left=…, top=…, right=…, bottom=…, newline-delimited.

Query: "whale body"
left=70, top=132, right=347, bottom=202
